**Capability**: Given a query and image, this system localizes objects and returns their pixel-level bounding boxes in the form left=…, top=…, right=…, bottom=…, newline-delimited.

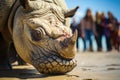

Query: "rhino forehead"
left=27, top=18, right=72, bottom=38
left=21, top=10, right=72, bottom=39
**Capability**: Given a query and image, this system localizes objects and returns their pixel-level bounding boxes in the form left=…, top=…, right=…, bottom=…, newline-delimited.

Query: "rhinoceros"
left=0, top=0, right=79, bottom=74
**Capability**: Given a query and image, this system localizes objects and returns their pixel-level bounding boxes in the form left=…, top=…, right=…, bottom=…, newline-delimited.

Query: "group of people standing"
left=71, top=9, right=120, bottom=52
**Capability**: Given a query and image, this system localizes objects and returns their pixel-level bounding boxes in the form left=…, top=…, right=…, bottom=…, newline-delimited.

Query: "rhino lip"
left=31, top=52, right=77, bottom=74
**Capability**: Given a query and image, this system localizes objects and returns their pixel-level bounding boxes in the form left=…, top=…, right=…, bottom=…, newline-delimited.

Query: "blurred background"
left=66, top=0, right=120, bottom=22
left=66, top=0, right=120, bottom=52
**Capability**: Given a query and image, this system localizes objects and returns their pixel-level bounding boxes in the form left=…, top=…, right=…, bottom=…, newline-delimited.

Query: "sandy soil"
left=0, top=51, right=120, bottom=80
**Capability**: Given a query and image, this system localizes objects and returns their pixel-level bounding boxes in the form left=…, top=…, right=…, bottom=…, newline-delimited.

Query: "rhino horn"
left=57, top=30, right=78, bottom=59
left=71, top=30, right=78, bottom=43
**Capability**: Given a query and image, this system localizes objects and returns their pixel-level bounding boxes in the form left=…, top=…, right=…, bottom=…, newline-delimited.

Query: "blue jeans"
left=83, top=29, right=94, bottom=50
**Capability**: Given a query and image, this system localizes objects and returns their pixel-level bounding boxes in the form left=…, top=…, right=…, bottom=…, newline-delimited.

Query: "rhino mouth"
left=31, top=52, right=77, bottom=74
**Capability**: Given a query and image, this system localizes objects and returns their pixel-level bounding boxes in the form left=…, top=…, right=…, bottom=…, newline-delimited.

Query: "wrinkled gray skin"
left=0, top=0, right=78, bottom=74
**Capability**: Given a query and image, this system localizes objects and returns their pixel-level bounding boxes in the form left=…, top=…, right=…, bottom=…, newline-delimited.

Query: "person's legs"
left=89, top=30, right=94, bottom=51
left=76, top=37, right=79, bottom=49
left=83, top=38, right=86, bottom=51
left=84, top=30, right=89, bottom=51
left=112, top=31, right=119, bottom=50
left=100, top=35, right=102, bottom=49
left=97, top=35, right=102, bottom=51
left=118, top=37, right=120, bottom=51
left=95, top=36, right=99, bottom=48
left=106, top=36, right=112, bottom=51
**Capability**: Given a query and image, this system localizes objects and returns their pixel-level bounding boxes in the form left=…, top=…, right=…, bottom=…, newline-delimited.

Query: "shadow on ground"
left=0, top=68, right=72, bottom=79
left=0, top=69, right=49, bottom=79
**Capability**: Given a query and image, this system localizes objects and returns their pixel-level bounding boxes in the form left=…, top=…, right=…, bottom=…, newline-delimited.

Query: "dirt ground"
left=0, top=51, right=120, bottom=80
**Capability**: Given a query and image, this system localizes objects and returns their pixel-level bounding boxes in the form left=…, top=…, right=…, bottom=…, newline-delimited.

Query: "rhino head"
left=13, top=0, right=78, bottom=74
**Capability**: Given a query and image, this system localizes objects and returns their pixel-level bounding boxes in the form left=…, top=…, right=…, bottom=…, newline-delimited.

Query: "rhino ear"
left=19, top=0, right=30, bottom=9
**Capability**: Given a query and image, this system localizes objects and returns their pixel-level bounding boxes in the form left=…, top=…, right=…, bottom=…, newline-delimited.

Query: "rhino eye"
left=31, top=28, right=45, bottom=41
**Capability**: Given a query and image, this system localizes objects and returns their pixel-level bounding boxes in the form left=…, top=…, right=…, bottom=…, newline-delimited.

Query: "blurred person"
left=118, top=23, right=120, bottom=51
left=107, top=11, right=119, bottom=51
left=70, top=17, right=78, bottom=34
left=101, top=12, right=112, bottom=51
left=77, top=19, right=84, bottom=51
left=80, top=9, right=96, bottom=51
left=118, top=22, right=120, bottom=51
left=95, top=12, right=103, bottom=51
left=70, top=18, right=79, bottom=48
